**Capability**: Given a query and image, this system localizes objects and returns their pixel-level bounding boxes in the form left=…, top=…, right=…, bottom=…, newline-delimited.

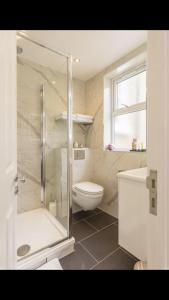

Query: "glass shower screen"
left=17, top=33, right=72, bottom=259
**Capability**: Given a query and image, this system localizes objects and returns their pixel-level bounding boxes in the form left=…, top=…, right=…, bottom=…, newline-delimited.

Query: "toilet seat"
left=73, top=181, right=104, bottom=195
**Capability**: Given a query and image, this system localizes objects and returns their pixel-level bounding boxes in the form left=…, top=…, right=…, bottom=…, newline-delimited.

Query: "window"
left=112, top=65, right=146, bottom=151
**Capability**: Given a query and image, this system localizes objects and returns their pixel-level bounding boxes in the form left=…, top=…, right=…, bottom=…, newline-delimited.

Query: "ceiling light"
left=52, top=81, right=56, bottom=84
left=74, top=58, right=80, bottom=63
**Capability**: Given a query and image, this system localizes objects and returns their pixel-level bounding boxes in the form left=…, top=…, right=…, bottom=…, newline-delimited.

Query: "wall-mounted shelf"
left=55, top=112, right=93, bottom=125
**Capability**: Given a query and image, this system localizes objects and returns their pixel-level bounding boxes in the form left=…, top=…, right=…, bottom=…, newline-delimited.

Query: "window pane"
left=114, top=110, right=146, bottom=150
left=116, top=71, right=146, bottom=109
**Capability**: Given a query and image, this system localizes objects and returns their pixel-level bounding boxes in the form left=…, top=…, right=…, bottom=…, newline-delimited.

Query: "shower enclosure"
left=16, top=32, right=72, bottom=262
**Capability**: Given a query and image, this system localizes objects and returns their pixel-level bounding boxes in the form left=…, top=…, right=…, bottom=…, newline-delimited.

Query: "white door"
left=0, top=31, right=17, bottom=269
left=147, top=30, right=169, bottom=269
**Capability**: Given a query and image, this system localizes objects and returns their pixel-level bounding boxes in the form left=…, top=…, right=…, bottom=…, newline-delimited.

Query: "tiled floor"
left=60, top=209, right=138, bottom=270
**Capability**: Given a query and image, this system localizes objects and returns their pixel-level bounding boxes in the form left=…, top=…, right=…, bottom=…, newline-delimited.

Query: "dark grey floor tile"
left=59, top=243, right=96, bottom=270
left=72, top=220, right=97, bottom=242
left=92, top=248, right=137, bottom=270
left=86, top=211, right=117, bottom=230
left=114, top=221, right=118, bottom=226
left=72, top=208, right=102, bottom=224
left=81, top=224, right=118, bottom=261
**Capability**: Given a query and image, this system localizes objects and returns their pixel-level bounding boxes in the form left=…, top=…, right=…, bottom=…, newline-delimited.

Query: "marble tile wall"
left=85, top=45, right=147, bottom=217
left=17, top=43, right=147, bottom=219
left=17, top=57, right=86, bottom=214
left=17, top=58, right=41, bottom=212
left=91, top=150, right=146, bottom=217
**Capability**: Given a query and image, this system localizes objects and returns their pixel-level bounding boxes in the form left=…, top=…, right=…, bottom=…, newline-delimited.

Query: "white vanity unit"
left=117, top=167, right=148, bottom=261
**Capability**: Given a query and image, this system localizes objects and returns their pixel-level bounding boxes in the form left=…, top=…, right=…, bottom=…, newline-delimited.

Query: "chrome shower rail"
left=67, top=56, right=73, bottom=238
left=40, top=84, right=46, bottom=207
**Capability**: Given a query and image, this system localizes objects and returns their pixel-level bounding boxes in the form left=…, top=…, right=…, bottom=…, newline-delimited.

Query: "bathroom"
left=0, top=30, right=168, bottom=270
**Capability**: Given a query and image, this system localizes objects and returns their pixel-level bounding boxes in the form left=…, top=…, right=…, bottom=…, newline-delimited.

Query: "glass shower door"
left=16, top=33, right=72, bottom=260
left=43, top=55, right=71, bottom=234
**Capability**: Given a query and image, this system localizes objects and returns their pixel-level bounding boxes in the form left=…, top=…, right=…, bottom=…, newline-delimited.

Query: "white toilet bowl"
left=72, top=181, right=104, bottom=211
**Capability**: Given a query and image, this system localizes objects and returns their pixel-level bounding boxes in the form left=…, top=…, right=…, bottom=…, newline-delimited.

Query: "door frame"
left=1, top=30, right=169, bottom=270
left=147, top=30, right=169, bottom=269
left=0, top=30, right=17, bottom=269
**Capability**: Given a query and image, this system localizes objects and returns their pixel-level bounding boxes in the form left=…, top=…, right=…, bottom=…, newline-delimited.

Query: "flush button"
left=74, top=149, right=85, bottom=160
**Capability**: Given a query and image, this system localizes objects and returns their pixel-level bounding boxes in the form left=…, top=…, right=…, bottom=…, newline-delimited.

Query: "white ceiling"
left=18, top=30, right=147, bottom=81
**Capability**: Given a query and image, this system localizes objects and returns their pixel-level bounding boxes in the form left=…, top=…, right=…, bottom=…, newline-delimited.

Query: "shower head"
left=17, top=46, right=23, bottom=55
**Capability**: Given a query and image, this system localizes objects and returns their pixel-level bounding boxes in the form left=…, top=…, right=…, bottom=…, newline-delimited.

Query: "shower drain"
left=17, top=244, right=31, bottom=257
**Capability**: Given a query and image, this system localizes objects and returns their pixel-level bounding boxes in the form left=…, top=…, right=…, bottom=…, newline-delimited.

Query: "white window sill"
left=104, top=148, right=146, bottom=153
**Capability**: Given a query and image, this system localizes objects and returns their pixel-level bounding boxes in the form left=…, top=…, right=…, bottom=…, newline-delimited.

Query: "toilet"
left=72, top=181, right=104, bottom=211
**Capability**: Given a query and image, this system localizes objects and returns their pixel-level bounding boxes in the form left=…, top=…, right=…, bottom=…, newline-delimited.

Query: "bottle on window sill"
left=132, top=138, right=137, bottom=151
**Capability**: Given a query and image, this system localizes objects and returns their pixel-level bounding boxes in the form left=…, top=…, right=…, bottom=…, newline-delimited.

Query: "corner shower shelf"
left=55, top=112, right=93, bottom=124
left=55, top=112, right=93, bottom=134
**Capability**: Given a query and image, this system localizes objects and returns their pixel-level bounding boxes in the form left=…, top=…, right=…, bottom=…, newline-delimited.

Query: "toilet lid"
left=73, top=181, right=104, bottom=195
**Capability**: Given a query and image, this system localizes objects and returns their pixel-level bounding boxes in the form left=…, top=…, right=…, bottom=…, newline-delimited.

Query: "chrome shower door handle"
left=19, top=176, right=26, bottom=183
left=14, top=175, right=26, bottom=183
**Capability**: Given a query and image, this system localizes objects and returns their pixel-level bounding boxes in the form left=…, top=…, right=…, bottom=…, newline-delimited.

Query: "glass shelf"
left=55, top=112, right=93, bottom=125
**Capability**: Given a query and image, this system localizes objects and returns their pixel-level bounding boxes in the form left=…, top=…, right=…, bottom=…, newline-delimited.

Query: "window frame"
left=111, top=63, right=147, bottom=151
